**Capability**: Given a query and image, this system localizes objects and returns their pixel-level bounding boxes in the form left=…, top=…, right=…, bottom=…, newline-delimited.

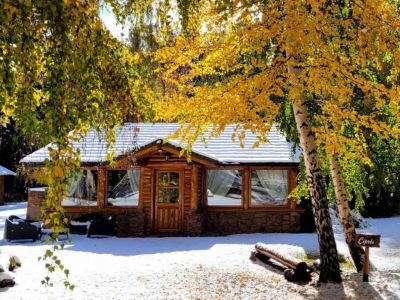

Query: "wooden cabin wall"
left=141, top=167, right=154, bottom=234
left=25, top=148, right=304, bottom=236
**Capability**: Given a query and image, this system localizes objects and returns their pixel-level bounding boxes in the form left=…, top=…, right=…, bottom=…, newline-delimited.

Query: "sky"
left=100, top=6, right=129, bottom=42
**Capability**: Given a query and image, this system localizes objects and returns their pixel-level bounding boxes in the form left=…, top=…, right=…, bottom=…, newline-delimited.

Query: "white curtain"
left=67, top=170, right=96, bottom=200
left=85, top=170, right=96, bottom=200
left=64, top=170, right=97, bottom=206
left=127, top=170, right=140, bottom=192
left=207, top=170, right=237, bottom=196
left=67, top=171, right=83, bottom=197
left=254, top=170, right=288, bottom=204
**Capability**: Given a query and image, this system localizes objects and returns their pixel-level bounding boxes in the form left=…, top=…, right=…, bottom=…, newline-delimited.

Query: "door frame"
left=153, top=169, right=184, bottom=233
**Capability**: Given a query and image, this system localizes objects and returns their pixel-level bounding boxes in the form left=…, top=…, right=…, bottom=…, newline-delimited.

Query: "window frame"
left=61, top=167, right=100, bottom=208
left=248, top=167, right=291, bottom=209
left=105, top=168, right=141, bottom=208
left=156, top=171, right=180, bottom=204
left=205, top=167, right=245, bottom=208
left=204, top=166, right=298, bottom=211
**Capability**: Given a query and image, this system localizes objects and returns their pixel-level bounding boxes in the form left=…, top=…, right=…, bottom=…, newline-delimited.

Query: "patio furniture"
left=69, top=213, right=116, bottom=237
left=87, top=215, right=116, bottom=237
left=4, top=215, right=41, bottom=242
left=69, top=213, right=99, bottom=234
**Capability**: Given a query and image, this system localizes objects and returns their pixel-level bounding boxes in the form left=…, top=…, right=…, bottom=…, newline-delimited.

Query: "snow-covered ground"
left=0, top=202, right=399, bottom=300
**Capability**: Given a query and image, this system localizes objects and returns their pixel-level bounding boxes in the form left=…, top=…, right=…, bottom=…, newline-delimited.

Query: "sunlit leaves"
left=152, top=0, right=400, bottom=162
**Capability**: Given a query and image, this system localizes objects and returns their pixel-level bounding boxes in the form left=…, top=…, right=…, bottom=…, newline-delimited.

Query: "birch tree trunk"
left=291, top=98, right=342, bottom=283
left=329, top=152, right=364, bottom=272
left=285, top=30, right=341, bottom=282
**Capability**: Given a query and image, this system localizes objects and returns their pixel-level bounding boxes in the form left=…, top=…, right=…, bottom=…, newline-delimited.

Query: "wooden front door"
left=155, top=171, right=182, bottom=233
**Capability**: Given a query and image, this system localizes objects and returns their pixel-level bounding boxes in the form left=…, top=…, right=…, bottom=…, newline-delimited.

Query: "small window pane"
left=62, top=170, right=98, bottom=206
left=158, top=188, right=179, bottom=203
left=107, top=170, right=140, bottom=207
left=250, top=170, right=288, bottom=206
left=170, top=172, right=179, bottom=187
left=158, top=188, right=169, bottom=203
left=169, top=188, right=179, bottom=203
left=206, top=170, right=242, bottom=206
left=159, top=172, right=169, bottom=186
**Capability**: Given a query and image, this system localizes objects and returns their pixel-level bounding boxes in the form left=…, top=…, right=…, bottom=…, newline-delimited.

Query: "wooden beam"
left=243, top=168, right=250, bottom=209
left=97, top=168, right=106, bottom=208
left=161, top=145, right=217, bottom=167
left=191, top=166, right=198, bottom=210
left=138, top=167, right=145, bottom=209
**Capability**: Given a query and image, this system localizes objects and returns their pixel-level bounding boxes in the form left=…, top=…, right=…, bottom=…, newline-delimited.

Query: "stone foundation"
left=183, top=211, right=204, bottom=235
left=203, top=211, right=301, bottom=235
left=114, top=211, right=145, bottom=237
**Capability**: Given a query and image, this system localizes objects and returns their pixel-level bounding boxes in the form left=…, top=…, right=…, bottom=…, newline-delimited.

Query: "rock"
left=0, top=272, right=15, bottom=288
left=0, top=264, right=4, bottom=272
left=8, top=255, right=21, bottom=272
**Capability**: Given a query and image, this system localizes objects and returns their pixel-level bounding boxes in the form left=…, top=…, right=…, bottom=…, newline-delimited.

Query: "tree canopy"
left=150, top=0, right=400, bottom=282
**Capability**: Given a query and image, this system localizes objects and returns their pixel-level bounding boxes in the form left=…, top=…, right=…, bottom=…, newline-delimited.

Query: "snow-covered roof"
left=20, top=123, right=300, bottom=166
left=0, top=165, right=16, bottom=176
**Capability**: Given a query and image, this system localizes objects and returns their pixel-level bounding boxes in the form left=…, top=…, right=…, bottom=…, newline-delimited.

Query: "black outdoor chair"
left=4, top=215, right=41, bottom=242
left=69, top=213, right=116, bottom=237
left=69, top=213, right=99, bottom=235
left=87, top=215, right=116, bottom=237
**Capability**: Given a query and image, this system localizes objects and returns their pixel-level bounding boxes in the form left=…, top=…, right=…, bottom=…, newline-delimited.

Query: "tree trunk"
left=291, top=100, right=342, bottom=283
left=329, top=152, right=364, bottom=272
left=286, top=32, right=341, bottom=282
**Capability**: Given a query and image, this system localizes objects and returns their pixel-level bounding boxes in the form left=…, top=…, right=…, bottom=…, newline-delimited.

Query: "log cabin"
left=20, top=123, right=305, bottom=236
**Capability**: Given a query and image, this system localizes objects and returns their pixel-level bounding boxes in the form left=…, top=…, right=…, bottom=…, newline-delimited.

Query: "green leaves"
left=0, top=1, right=153, bottom=290
left=38, top=243, right=74, bottom=290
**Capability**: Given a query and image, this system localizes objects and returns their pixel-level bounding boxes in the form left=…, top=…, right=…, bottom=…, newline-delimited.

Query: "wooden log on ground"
left=250, top=250, right=272, bottom=265
left=254, top=243, right=312, bottom=282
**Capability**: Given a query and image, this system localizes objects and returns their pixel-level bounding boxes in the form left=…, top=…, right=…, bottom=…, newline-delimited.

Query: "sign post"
left=355, top=233, right=380, bottom=282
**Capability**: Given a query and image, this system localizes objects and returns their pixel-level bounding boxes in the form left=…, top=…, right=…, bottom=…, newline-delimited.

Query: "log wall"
left=25, top=149, right=304, bottom=236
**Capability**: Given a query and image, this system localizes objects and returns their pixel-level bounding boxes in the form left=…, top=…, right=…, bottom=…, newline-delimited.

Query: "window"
left=250, top=169, right=288, bottom=206
left=62, top=170, right=98, bottom=206
left=206, top=170, right=242, bottom=206
left=107, top=170, right=140, bottom=207
left=157, top=172, right=179, bottom=203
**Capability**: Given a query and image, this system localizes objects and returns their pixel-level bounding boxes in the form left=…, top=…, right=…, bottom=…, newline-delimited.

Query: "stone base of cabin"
left=183, top=211, right=204, bottom=235
left=203, top=211, right=301, bottom=234
left=114, top=211, right=146, bottom=237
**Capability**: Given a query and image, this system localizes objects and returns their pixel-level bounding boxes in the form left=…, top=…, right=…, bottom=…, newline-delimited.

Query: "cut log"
left=250, top=250, right=271, bottom=265
left=255, top=243, right=308, bottom=272
left=254, top=243, right=312, bottom=282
